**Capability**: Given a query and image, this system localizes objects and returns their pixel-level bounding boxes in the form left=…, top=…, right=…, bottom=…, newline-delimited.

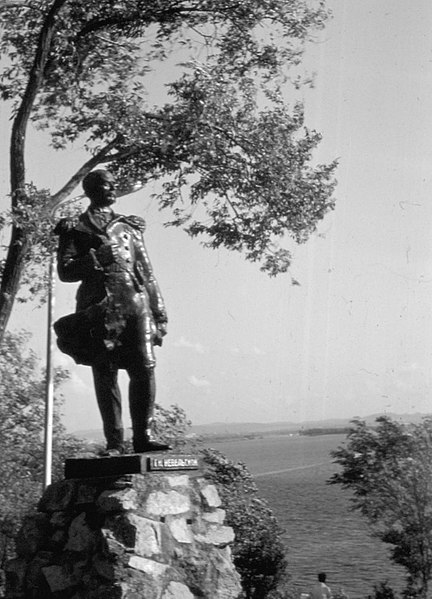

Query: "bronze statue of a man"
left=54, top=169, right=169, bottom=455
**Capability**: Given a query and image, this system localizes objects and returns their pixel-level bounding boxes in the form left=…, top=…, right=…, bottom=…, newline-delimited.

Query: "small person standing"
left=309, top=572, right=332, bottom=599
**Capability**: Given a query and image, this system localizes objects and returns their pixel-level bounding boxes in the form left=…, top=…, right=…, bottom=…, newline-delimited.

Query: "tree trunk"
left=0, top=0, right=67, bottom=344
left=0, top=227, right=30, bottom=341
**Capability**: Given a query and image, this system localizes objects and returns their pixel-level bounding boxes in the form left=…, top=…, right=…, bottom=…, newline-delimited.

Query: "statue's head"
left=83, top=170, right=116, bottom=207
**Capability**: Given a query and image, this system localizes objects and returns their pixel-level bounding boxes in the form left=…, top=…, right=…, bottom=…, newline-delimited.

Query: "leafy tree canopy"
left=0, top=0, right=336, bottom=337
left=330, top=417, right=432, bottom=599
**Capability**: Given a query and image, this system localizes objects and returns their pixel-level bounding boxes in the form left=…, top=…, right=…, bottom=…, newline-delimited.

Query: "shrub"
left=201, top=447, right=288, bottom=599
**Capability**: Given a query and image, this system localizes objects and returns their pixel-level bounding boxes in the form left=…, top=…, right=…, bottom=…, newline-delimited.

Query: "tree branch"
left=76, top=2, right=243, bottom=38
left=98, top=146, right=141, bottom=164
left=10, top=0, right=68, bottom=201
left=76, top=12, right=144, bottom=38
left=93, top=33, right=133, bottom=48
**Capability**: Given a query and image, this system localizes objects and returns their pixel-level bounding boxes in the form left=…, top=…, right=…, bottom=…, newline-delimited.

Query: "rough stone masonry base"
left=5, top=471, right=242, bottom=598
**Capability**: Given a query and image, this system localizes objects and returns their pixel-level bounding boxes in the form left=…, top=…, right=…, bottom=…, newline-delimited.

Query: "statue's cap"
left=82, top=169, right=112, bottom=195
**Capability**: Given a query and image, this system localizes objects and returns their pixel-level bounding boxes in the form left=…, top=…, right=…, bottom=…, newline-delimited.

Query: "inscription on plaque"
left=148, top=455, right=199, bottom=471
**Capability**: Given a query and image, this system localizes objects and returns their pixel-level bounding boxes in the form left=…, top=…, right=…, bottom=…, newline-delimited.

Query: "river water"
left=206, top=433, right=405, bottom=599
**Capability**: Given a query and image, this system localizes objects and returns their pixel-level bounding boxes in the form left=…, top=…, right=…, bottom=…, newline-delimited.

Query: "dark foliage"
left=201, top=447, right=288, bottom=599
left=330, top=417, right=432, bottom=599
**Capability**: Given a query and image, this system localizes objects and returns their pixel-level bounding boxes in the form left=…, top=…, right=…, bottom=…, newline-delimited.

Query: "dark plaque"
left=64, top=453, right=200, bottom=479
left=148, top=455, right=200, bottom=471
left=65, top=454, right=148, bottom=479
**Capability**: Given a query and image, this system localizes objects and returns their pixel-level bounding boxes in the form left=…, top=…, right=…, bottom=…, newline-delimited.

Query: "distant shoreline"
left=72, top=412, right=431, bottom=443
left=195, top=427, right=349, bottom=445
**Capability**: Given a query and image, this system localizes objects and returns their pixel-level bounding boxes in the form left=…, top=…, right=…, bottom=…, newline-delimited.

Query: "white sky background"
left=2, top=0, right=432, bottom=431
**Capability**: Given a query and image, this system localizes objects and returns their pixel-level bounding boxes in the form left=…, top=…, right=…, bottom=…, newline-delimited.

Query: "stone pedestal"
left=5, top=467, right=242, bottom=598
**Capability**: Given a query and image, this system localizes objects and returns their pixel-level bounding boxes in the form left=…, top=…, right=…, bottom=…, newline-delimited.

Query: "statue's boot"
left=130, top=367, right=172, bottom=453
left=98, top=447, right=125, bottom=457
left=92, top=361, right=125, bottom=455
left=133, top=434, right=172, bottom=453
left=98, top=430, right=125, bottom=456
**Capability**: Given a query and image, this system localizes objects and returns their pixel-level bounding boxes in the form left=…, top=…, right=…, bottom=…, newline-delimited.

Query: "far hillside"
left=299, top=427, right=351, bottom=436
left=72, top=412, right=431, bottom=443
left=191, top=412, right=430, bottom=439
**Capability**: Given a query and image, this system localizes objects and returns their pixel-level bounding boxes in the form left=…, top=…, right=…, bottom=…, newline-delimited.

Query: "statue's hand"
left=157, top=322, right=167, bottom=337
left=153, top=322, right=167, bottom=346
left=95, top=242, right=118, bottom=266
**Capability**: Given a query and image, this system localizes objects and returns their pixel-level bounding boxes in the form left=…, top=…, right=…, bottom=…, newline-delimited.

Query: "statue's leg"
left=127, top=355, right=171, bottom=453
left=127, top=363, right=156, bottom=450
left=126, top=310, right=171, bottom=453
left=91, top=361, right=124, bottom=453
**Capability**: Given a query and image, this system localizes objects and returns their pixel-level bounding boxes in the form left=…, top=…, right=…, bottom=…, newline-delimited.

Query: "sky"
left=2, top=0, right=432, bottom=432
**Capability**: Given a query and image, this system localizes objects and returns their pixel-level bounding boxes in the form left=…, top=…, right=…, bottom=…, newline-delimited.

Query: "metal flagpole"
left=42, top=192, right=85, bottom=491
left=43, top=251, right=56, bottom=490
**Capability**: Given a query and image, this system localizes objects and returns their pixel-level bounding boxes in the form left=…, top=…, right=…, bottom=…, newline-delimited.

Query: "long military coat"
left=54, top=210, right=167, bottom=368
